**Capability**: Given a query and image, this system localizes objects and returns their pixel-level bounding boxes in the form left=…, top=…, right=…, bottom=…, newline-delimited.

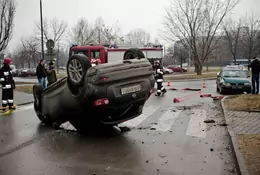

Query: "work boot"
left=0, top=106, right=8, bottom=111
left=162, top=90, right=167, bottom=96
left=9, top=105, right=16, bottom=110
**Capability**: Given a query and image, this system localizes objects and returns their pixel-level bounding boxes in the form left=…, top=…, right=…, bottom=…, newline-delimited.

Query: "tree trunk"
left=194, top=58, right=203, bottom=75
left=206, top=58, right=209, bottom=72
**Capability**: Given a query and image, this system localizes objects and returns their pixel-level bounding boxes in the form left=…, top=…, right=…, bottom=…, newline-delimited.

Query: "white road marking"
left=152, top=109, right=182, bottom=132
left=186, top=109, right=207, bottom=138
left=122, top=105, right=160, bottom=128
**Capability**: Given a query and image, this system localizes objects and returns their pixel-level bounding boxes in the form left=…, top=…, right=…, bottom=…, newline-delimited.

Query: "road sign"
left=46, top=39, right=55, bottom=50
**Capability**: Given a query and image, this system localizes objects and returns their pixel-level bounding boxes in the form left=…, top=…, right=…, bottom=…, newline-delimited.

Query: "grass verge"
left=237, top=134, right=260, bottom=175
left=15, top=85, right=33, bottom=94
left=56, top=73, right=66, bottom=79
left=165, top=72, right=217, bottom=81
left=224, top=95, right=260, bottom=112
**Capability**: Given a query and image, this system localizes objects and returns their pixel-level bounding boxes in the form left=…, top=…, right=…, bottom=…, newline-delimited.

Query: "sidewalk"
left=0, top=89, right=33, bottom=106
left=221, top=97, right=260, bottom=175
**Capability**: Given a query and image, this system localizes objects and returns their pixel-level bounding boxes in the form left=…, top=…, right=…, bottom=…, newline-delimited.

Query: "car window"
left=72, top=50, right=88, bottom=57
left=90, top=50, right=100, bottom=58
left=222, top=70, right=247, bottom=78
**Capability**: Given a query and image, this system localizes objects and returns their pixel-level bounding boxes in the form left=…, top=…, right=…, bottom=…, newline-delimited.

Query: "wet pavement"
left=0, top=80, right=238, bottom=175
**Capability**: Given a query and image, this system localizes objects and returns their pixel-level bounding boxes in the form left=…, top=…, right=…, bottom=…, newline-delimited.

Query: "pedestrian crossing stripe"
left=151, top=109, right=182, bottom=132
left=6, top=104, right=209, bottom=138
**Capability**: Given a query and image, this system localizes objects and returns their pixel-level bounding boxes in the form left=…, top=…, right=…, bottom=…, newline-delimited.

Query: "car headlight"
left=244, top=82, right=251, bottom=85
left=223, top=82, right=230, bottom=86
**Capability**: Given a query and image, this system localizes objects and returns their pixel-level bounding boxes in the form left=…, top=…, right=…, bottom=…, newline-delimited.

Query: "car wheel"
left=34, top=101, right=52, bottom=126
left=123, top=48, right=145, bottom=60
left=216, top=85, right=219, bottom=92
left=67, top=54, right=92, bottom=86
left=219, top=86, right=224, bottom=94
left=33, top=84, right=44, bottom=99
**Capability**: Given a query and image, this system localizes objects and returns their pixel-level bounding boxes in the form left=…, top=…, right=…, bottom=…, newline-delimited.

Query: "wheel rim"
left=68, top=59, right=83, bottom=83
left=125, top=53, right=135, bottom=59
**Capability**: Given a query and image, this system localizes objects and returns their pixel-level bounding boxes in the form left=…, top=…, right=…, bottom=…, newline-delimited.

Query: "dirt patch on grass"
left=15, top=85, right=33, bottom=94
left=56, top=73, right=66, bottom=79
left=165, top=72, right=217, bottom=81
left=237, top=134, right=260, bottom=175
left=224, top=95, right=260, bottom=112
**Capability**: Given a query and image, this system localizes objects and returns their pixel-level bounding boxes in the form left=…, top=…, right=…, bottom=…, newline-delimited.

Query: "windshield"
left=222, top=70, right=247, bottom=78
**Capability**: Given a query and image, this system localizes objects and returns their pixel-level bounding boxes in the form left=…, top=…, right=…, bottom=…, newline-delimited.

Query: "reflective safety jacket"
left=154, top=66, right=164, bottom=83
left=0, top=65, right=15, bottom=89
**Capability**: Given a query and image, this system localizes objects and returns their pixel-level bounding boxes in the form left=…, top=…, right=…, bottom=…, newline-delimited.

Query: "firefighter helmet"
left=3, top=57, right=12, bottom=65
left=155, top=60, right=160, bottom=65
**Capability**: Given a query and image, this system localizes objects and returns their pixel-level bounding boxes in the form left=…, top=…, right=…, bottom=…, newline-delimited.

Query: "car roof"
left=222, top=65, right=246, bottom=71
left=222, top=68, right=244, bottom=71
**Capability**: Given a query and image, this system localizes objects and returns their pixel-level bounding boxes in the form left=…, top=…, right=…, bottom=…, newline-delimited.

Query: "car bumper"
left=93, top=99, right=146, bottom=125
left=221, top=85, right=251, bottom=92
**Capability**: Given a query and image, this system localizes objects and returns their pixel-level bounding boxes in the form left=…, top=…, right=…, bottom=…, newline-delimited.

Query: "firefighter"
left=0, top=57, right=16, bottom=112
left=46, top=61, right=57, bottom=87
left=154, top=60, right=167, bottom=96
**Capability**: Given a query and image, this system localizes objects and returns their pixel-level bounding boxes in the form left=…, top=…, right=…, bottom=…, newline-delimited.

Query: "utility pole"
left=57, top=42, right=59, bottom=74
left=40, top=0, right=44, bottom=60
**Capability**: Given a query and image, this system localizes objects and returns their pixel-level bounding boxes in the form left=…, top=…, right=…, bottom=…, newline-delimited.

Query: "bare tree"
left=162, top=0, right=240, bottom=75
left=126, top=28, right=150, bottom=45
left=12, top=36, right=40, bottom=68
left=0, top=0, right=16, bottom=52
left=174, top=45, right=188, bottom=68
left=69, top=18, right=96, bottom=45
left=94, top=17, right=124, bottom=45
left=36, top=17, right=68, bottom=46
left=223, top=17, right=243, bottom=64
left=240, top=13, right=260, bottom=64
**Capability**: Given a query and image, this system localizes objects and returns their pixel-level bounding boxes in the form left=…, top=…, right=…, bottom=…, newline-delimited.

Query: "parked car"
left=33, top=50, right=155, bottom=132
left=216, top=66, right=251, bottom=94
left=163, top=67, right=173, bottom=74
left=19, top=68, right=37, bottom=77
left=167, top=65, right=187, bottom=73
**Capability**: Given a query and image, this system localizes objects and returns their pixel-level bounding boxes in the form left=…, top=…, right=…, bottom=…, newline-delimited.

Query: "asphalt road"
left=0, top=80, right=237, bottom=175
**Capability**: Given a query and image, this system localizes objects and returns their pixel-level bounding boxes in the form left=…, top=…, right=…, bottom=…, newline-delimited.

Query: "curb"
left=220, top=97, right=250, bottom=175
left=164, top=77, right=216, bottom=82
left=17, top=101, right=34, bottom=106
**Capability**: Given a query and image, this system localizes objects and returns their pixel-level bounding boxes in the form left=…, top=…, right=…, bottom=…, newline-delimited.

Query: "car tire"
left=123, top=48, right=145, bottom=60
left=34, top=101, right=52, bottom=126
left=33, top=84, right=52, bottom=125
left=219, top=87, right=224, bottom=94
left=67, top=54, right=92, bottom=86
left=216, top=85, right=219, bottom=92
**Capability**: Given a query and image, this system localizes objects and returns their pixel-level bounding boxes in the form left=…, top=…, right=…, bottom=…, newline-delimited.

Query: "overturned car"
left=33, top=49, right=155, bottom=132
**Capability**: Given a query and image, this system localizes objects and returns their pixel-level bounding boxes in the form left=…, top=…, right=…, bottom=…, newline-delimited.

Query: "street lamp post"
left=40, top=0, right=44, bottom=60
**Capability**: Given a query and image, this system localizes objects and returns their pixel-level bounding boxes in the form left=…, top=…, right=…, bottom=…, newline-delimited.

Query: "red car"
left=167, top=65, right=187, bottom=73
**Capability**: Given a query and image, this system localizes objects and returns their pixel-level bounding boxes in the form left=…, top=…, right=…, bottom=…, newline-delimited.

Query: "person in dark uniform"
left=248, top=57, right=260, bottom=94
left=46, top=61, right=57, bottom=87
left=36, top=59, right=47, bottom=88
left=0, top=57, right=16, bottom=112
left=154, top=60, right=167, bottom=96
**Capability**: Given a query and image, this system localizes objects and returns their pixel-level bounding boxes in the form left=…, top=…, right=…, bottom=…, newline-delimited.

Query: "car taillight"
left=93, top=98, right=109, bottom=106
left=100, top=77, right=108, bottom=81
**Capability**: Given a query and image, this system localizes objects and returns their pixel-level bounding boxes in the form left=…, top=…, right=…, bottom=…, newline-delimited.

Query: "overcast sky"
left=8, top=0, right=260, bottom=52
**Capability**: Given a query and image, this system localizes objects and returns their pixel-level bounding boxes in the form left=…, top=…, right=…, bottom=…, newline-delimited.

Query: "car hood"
left=223, top=77, right=250, bottom=84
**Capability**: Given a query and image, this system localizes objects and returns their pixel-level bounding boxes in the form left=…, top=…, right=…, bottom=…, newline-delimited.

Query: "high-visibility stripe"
left=3, top=84, right=11, bottom=89
left=2, top=100, right=7, bottom=104
left=8, top=99, right=13, bottom=103
left=157, top=79, right=163, bottom=82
